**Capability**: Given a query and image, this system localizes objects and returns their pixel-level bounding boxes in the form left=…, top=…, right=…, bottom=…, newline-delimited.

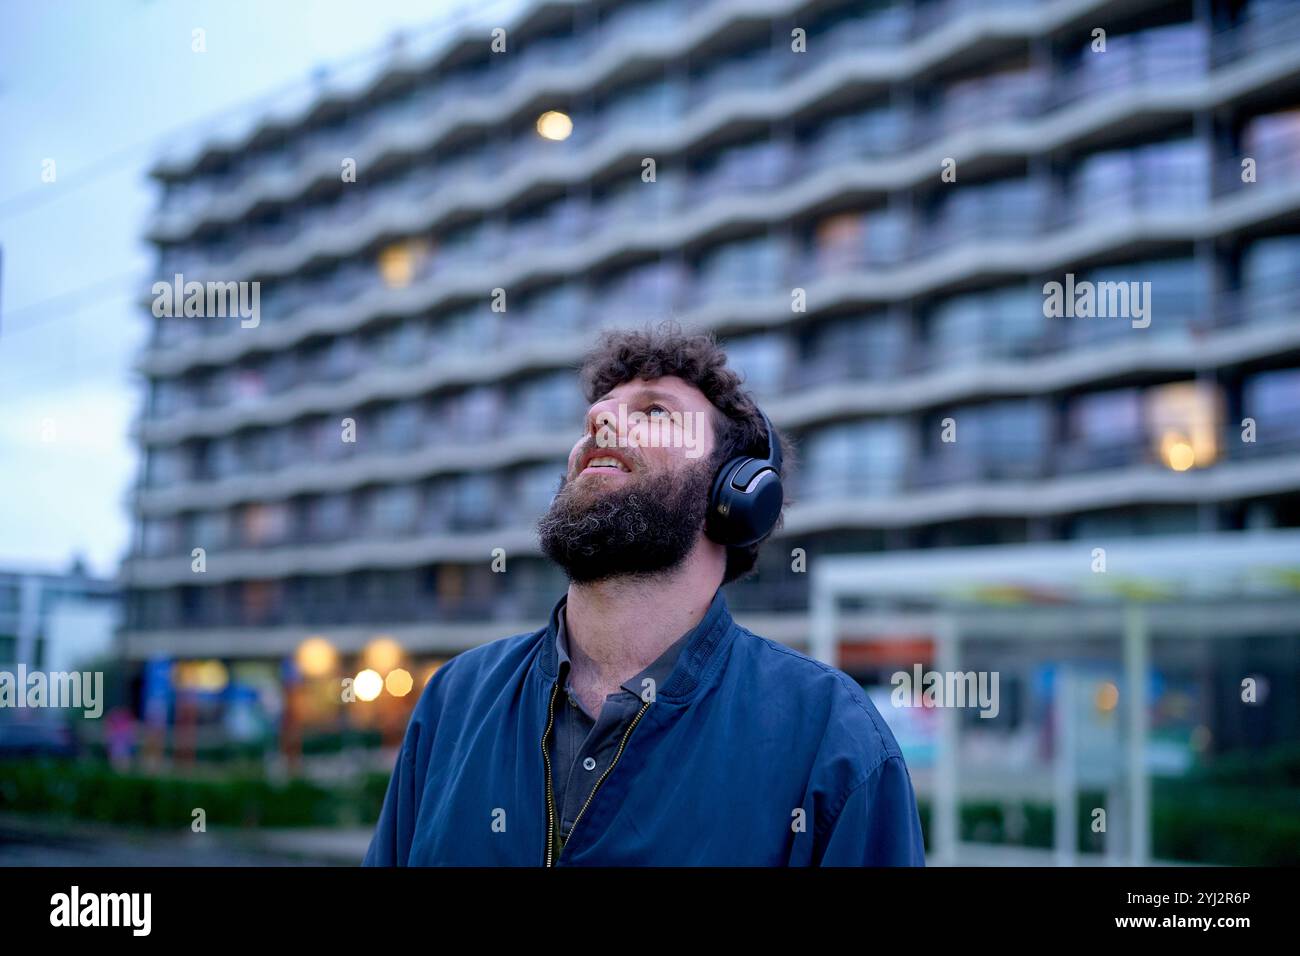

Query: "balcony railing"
left=909, top=450, right=1052, bottom=489
left=127, top=580, right=569, bottom=633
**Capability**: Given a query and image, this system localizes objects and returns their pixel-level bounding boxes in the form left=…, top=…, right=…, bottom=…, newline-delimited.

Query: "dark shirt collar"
left=542, top=587, right=733, bottom=702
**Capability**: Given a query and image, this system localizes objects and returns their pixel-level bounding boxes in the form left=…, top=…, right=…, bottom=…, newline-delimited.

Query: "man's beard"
left=537, top=454, right=716, bottom=584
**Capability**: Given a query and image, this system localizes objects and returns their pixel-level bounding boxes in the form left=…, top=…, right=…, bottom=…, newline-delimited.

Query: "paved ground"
left=0, top=813, right=373, bottom=866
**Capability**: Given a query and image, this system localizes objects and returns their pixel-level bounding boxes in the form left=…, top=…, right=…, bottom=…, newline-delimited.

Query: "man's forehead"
left=595, top=376, right=709, bottom=407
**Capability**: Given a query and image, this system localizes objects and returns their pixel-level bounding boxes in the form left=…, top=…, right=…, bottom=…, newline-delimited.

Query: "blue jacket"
left=363, top=588, right=925, bottom=866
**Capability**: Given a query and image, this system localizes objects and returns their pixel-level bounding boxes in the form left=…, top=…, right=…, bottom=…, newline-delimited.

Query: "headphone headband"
left=759, top=409, right=782, bottom=474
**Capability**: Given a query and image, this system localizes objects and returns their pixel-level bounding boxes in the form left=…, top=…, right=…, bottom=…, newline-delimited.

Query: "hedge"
left=0, top=758, right=389, bottom=829
left=3, top=757, right=1296, bottom=863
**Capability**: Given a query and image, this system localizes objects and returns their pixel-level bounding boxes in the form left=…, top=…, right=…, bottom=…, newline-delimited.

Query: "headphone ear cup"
left=706, top=410, right=784, bottom=547
left=728, top=467, right=783, bottom=547
left=706, top=458, right=783, bottom=547
left=706, top=457, right=746, bottom=545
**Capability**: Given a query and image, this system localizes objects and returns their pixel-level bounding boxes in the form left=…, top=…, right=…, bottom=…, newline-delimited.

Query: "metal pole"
left=809, top=574, right=836, bottom=666
left=1053, top=667, right=1077, bottom=866
left=934, top=613, right=959, bottom=865
left=1123, top=604, right=1150, bottom=865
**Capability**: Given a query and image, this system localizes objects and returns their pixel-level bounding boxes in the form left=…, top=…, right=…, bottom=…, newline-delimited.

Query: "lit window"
left=377, top=239, right=429, bottom=288
left=1145, top=382, right=1223, bottom=471
left=536, top=110, right=573, bottom=141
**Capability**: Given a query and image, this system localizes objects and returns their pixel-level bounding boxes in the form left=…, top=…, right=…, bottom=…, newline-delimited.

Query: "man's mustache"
left=570, top=438, right=645, bottom=476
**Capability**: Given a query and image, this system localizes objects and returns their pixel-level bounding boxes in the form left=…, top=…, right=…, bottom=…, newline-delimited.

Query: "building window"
left=930, top=283, right=1044, bottom=363
left=720, top=333, right=791, bottom=397
left=697, top=234, right=788, bottom=299
left=1243, top=236, right=1300, bottom=322
left=1062, top=388, right=1144, bottom=473
left=802, top=418, right=910, bottom=499
left=240, top=502, right=290, bottom=547
left=306, top=494, right=351, bottom=541
left=241, top=580, right=282, bottom=626
left=513, top=372, right=583, bottom=432
left=376, top=401, right=422, bottom=452
left=513, top=462, right=563, bottom=524
left=141, top=518, right=176, bottom=557
left=450, top=474, right=497, bottom=531
left=800, top=313, right=909, bottom=385
left=809, top=208, right=909, bottom=275
left=377, top=238, right=430, bottom=288
left=927, top=400, right=1051, bottom=483
left=1145, top=381, right=1223, bottom=472
left=1243, top=369, right=1300, bottom=452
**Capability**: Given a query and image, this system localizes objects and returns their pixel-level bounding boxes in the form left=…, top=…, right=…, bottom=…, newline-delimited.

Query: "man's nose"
left=585, top=399, right=622, bottom=445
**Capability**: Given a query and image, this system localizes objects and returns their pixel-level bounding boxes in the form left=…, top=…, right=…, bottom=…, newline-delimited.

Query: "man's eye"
left=647, top=405, right=671, bottom=417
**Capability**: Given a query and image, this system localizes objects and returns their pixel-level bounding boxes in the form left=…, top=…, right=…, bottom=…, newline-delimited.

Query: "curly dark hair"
left=577, top=320, right=792, bottom=585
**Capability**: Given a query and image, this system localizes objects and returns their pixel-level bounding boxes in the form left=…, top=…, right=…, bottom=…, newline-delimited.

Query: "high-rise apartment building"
left=124, top=0, right=1300, bottom=708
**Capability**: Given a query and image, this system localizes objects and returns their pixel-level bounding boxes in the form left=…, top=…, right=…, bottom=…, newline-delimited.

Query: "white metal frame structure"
left=809, top=530, right=1300, bottom=866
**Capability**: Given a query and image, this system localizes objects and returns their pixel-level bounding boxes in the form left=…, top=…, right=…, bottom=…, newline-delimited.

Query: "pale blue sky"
left=0, top=0, right=504, bottom=577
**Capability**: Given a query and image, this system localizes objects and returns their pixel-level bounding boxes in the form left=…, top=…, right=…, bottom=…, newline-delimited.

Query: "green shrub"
left=0, top=759, right=390, bottom=829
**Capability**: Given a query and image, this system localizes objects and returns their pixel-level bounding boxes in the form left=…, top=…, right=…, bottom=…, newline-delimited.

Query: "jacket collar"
left=538, top=586, right=736, bottom=702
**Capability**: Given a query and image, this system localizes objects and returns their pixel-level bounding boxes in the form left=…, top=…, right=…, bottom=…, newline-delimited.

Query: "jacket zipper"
left=542, top=683, right=651, bottom=867
left=541, top=681, right=560, bottom=866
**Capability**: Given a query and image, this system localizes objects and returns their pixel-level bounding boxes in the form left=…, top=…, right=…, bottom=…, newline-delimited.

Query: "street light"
left=295, top=635, right=338, bottom=678
left=363, top=636, right=403, bottom=673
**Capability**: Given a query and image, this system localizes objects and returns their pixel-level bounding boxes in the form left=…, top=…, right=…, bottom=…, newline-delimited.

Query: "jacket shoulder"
left=409, top=625, right=546, bottom=717
left=435, top=625, right=545, bottom=676
left=728, top=625, right=905, bottom=771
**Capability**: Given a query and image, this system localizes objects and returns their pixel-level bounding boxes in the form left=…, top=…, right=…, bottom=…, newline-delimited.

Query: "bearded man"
left=364, top=324, right=924, bottom=866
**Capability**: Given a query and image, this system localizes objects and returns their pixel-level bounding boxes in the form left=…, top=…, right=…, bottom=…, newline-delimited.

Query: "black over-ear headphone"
left=705, top=409, right=784, bottom=548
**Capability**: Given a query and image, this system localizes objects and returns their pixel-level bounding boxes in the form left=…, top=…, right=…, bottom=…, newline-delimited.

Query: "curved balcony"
left=147, top=0, right=1093, bottom=242
left=136, top=28, right=1300, bottom=380
left=130, top=303, right=1300, bottom=521
left=134, top=173, right=1300, bottom=452
left=121, top=449, right=1300, bottom=589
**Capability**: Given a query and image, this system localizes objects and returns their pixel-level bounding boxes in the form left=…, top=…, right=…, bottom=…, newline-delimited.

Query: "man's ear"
left=707, top=408, right=732, bottom=463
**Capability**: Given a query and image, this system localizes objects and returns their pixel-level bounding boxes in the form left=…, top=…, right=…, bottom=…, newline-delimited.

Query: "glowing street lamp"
left=385, top=668, right=414, bottom=698
left=364, top=636, right=403, bottom=673
left=354, top=669, right=384, bottom=702
left=296, top=636, right=338, bottom=678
